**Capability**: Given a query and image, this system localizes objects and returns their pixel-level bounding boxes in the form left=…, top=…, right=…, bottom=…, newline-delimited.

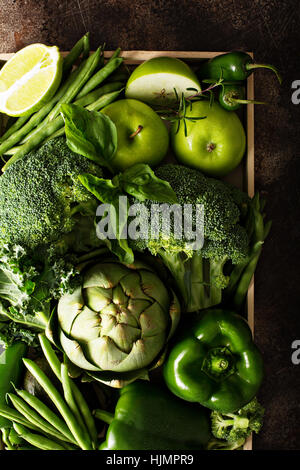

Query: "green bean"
left=82, top=33, right=91, bottom=61
left=0, top=116, right=29, bottom=143
left=61, top=363, right=87, bottom=435
left=0, top=405, right=42, bottom=432
left=47, top=47, right=101, bottom=122
left=107, top=47, right=121, bottom=63
left=22, top=358, right=92, bottom=450
left=13, top=422, right=67, bottom=451
left=4, top=87, right=123, bottom=164
left=1, top=428, right=15, bottom=450
left=46, top=88, right=123, bottom=146
left=8, top=393, right=75, bottom=444
left=63, top=33, right=89, bottom=75
left=22, top=81, right=123, bottom=144
left=87, top=88, right=123, bottom=112
left=76, top=57, right=123, bottom=99
left=39, top=334, right=98, bottom=447
left=16, top=389, right=76, bottom=444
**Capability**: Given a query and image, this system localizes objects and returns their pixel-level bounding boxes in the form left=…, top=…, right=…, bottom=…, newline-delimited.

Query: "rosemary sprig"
left=154, top=77, right=224, bottom=136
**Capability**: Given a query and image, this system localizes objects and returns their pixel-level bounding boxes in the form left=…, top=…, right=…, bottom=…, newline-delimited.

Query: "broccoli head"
left=129, top=164, right=250, bottom=311
left=0, top=137, right=103, bottom=249
left=210, top=397, right=265, bottom=447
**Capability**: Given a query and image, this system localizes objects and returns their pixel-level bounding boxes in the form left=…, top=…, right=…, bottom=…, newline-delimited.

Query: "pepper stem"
left=210, top=355, right=229, bottom=373
left=229, top=98, right=268, bottom=105
left=129, top=125, right=143, bottom=139
left=246, top=63, right=282, bottom=84
left=93, top=409, right=114, bottom=425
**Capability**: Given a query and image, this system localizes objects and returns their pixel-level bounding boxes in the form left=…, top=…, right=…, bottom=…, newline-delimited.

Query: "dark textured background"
left=0, top=0, right=299, bottom=450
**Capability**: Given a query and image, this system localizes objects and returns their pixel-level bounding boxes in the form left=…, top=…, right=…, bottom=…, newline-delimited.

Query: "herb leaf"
left=61, top=103, right=117, bottom=170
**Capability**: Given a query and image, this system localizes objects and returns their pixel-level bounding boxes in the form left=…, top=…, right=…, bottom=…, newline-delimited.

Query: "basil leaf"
left=61, top=104, right=117, bottom=170
left=78, top=173, right=134, bottom=264
left=118, top=163, right=178, bottom=203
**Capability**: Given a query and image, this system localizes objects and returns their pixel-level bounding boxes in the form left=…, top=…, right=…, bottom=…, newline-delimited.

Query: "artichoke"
left=49, top=258, right=180, bottom=388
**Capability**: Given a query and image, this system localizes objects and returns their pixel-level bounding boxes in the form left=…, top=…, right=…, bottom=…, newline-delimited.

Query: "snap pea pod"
left=7, top=393, right=76, bottom=445
left=13, top=423, right=67, bottom=451
left=76, top=57, right=123, bottom=98
left=22, top=358, right=92, bottom=450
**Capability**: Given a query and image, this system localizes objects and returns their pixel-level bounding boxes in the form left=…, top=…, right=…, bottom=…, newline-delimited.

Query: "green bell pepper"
left=97, top=381, right=211, bottom=450
left=163, top=309, right=263, bottom=413
left=0, top=342, right=27, bottom=428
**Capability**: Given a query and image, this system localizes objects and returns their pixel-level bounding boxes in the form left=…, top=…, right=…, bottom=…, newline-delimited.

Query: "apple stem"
left=129, top=125, right=143, bottom=139
left=207, top=142, right=216, bottom=152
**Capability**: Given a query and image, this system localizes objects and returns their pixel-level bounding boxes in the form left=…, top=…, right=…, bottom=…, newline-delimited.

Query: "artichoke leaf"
left=84, top=285, right=112, bottom=311
left=86, top=368, right=149, bottom=389
left=103, top=322, right=140, bottom=353
left=57, top=286, right=84, bottom=335
left=119, top=272, right=153, bottom=304
left=86, top=335, right=128, bottom=370
left=109, top=334, right=166, bottom=373
left=83, top=262, right=129, bottom=289
left=59, top=328, right=100, bottom=372
left=139, top=302, right=169, bottom=337
left=68, top=306, right=101, bottom=342
left=138, top=269, right=170, bottom=312
left=166, top=290, right=181, bottom=341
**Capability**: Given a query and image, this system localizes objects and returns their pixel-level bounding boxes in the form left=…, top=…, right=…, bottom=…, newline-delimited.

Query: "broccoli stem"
left=157, top=250, right=224, bottom=313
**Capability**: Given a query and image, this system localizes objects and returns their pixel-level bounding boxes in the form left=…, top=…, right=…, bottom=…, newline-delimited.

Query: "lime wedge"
left=125, top=56, right=201, bottom=106
left=0, top=43, right=63, bottom=117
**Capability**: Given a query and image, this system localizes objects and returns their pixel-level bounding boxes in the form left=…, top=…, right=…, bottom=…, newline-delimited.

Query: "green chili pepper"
left=198, top=51, right=282, bottom=84
left=163, top=309, right=264, bottom=413
left=218, top=83, right=267, bottom=111
left=0, top=342, right=27, bottom=428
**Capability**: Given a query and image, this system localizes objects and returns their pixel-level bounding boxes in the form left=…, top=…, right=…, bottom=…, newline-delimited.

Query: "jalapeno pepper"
left=198, top=51, right=282, bottom=84
left=0, top=342, right=27, bottom=428
left=218, top=83, right=267, bottom=111
left=163, top=309, right=264, bottom=413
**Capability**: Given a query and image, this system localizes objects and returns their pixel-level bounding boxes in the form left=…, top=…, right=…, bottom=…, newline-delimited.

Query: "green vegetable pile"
left=0, top=34, right=277, bottom=452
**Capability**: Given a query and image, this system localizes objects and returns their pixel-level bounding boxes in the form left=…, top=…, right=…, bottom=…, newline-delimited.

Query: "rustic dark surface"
left=0, top=0, right=299, bottom=451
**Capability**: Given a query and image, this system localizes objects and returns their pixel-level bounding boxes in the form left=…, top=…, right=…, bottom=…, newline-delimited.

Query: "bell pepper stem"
left=93, top=409, right=114, bottom=425
left=246, top=62, right=282, bottom=84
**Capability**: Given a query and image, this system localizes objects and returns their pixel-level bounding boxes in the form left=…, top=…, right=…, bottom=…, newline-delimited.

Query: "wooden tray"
left=0, top=50, right=255, bottom=451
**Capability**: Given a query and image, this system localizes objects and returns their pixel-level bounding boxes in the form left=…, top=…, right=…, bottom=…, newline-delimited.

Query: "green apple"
left=101, top=98, right=169, bottom=172
left=125, top=56, right=201, bottom=106
left=171, top=100, right=246, bottom=177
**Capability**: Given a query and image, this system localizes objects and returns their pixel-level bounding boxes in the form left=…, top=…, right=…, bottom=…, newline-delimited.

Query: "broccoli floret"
left=129, top=164, right=250, bottom=312
left=0, top=137, right=102, bottom=249
left=210, top=397, right=264, bottom=446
